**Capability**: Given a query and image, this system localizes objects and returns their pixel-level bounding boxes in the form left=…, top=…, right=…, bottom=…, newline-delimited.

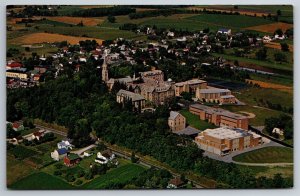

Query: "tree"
left=180, top=92, right=192, bottom=101
left=274, top=52, right=287, bottom=62
left=255, top=47, right=267, bottom=60
left=107, top=15, right=116, bottom=23
left=277, top=9, right=282, bottom=16
left=7, top=123, right=20, bottom=139
left=274, top=28, right=283, bottom=37
left=280, top=43, right=289, bottom=52
left=131, top=151, right=137, bottom=163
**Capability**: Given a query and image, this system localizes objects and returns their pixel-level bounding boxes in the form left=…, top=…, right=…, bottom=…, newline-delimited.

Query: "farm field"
left=246, top=79, right=293, bottom=93
left=245, top=22, right=293, bottom=33
left=45, top=16, right=104, bottom=26
left=10, top=32, right=104, bottom=45
left=180, top=109, right=217, bottom=130
left=264, top=42, right=294, bottom=52
left=249, top=73, right=293, bottom=86
left=232, top=146, right=293, bottom=163
left=186, top=14, right=274, bottom=29
left=82, top=163, right=147, bottom=189
left=9, top=172, right=75, bottom=190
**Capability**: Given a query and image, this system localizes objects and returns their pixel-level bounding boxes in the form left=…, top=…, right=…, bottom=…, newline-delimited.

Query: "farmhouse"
left=31, top=130, right=46, bottom=141
left=51, top=148, right=68, bottom=161
left=116, top=89, right=145, bottom=111
left=174, top=79, right=207, bottom=96
left=57, top=140, right=73, bottom=150
left=189, top=104, right=249, bottom=130
left=95, top=149, right=116, bottom=165
left=12, top=122, right=24, bottom=132
left=195, top=127, right=262, bottom=156
left=196, top=88, right=237, bottom=104
left=217, top=28, right=232, bottom=35
left=167, top=177, right=185, bottom=189
left=168, top=111, right=186, bottom=132
left=64, top=153, right=81, bottom=167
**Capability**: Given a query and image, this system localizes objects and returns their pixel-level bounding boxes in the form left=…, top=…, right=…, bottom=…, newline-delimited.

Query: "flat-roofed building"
left=168, top=111, right=186, bottom=132
left=195, top=127, right=262, bottom=156
left=196, top=88, right=236, bottom=104
left=175, top=79, right=207, bottom=96
left=140, top=70, right=164, bottom=81
left=189, top=104, right=249, bottom=130
left=116, top=89, right=145, bottom=111
left=6, top=69, right=28, bottom=80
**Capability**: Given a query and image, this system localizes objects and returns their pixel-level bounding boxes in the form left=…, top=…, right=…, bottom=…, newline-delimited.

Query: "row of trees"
left=71, top=6, right=136, bottom=17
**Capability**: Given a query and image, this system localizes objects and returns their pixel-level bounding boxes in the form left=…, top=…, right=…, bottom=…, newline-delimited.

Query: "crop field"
left=7, top=155, right=34, bottom=186
left=246, top=79, right=293, bottom=93
left=264, top=42, right=294, bottom=52
left=186, top=14, right=274, bottom=29
left=82, top=163, right=146, bottom=189
left=180, top=109, right=217, bottom=130
left=11, top=32, right=104, bottom=45
left=232, top=146, right=293, bottom=163
left=249, top=73, right=293, bottom=86
left=45, top=16, right=104, bottom=26
left=9, top=145, right=39, bottom=160
left=245, top=22, right=293, bottom=33
left=9, top=172, right=75, bottom=190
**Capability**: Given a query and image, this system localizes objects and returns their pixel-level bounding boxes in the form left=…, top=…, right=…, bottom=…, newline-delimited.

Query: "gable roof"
left=57, top=148, right=68, bottom=155
left=169, top=177, right=184, bottom=187
left=169, top=111, right=181, bottom=120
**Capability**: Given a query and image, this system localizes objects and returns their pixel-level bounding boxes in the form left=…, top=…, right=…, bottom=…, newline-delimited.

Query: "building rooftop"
left=202, top=127, right=251, bottom=140
left=117, top=89, right=145, bottom=101
left=175, top=79, right=207, bottom=87
left=199, top=88, right=231, bottom=94
left=190, top=104, right=247, bottom=120
left=169, top=111, right=181, bottom=120
left=220, top=95, right=235, bottom=99
left=140, top=70, right=163, bottom=76
left=175, top=126, right=201, bottom=136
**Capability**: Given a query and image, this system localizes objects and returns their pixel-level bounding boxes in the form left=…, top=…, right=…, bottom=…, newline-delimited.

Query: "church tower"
left=102, top=50, right=109, bottom=82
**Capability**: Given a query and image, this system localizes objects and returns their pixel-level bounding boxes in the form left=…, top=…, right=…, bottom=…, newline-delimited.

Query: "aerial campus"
left=6, top=5, right=293, bottom=189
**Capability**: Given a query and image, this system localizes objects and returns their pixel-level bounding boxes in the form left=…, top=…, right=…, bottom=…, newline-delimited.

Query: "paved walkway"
left=201, top=137, right=289, bottom=166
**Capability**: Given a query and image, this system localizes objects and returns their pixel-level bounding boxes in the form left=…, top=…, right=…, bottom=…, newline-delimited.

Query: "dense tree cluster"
left=265, top=114, right=293, bottom=140
left=71, top=6, right=136, bottom=17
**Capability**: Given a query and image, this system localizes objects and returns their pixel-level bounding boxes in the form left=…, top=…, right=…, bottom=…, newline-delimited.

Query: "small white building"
left=51, top=148, right=68, bottom=161
left=272, top=128, right=284, bottom=136
left=95, top=150, right=115, bottom=164
left=57, top=140, right=73, bottom=150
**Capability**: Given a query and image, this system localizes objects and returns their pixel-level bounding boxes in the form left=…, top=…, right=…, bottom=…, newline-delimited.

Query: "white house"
left=217, top=28, right=232, bottom=35
left=31, top=130, right=46, bottom=141
left=57, top=140, right=73, bottom=150
left=95, top=149, right=115, bottom=164
left=51, top=148, right=68, bottom=161
left=272, top=128, right=284, bottom=136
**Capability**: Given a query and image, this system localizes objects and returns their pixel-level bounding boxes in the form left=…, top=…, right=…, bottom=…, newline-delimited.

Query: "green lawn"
left=180, top=109, right=216, bottom=130
left=9, top=145, right=39, bottom=160
left=187, top=14, right=274, bottom=28
left=232, top=146, right=293, bottom=163
left=9, top=172, right=75, bottom=190
left=82, top=163, right=146, bottom=189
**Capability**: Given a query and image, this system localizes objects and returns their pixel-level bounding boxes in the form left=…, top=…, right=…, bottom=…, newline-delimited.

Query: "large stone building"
left=195, top=127, right=262, bottom=156
left=116, top=89, right=145, bottom=111
left=189, top=104, right=249, bottom=130
left=168, top=111, right=186, bottom=132
left=140, top=70, right=164, bottom=81
left=174, top=79, right=207, bottom=96
left=107, top=76, right=134, bottom=91
left=134, top=78, right=174, bottom=105
left=196, top=88, right=236, bottom=104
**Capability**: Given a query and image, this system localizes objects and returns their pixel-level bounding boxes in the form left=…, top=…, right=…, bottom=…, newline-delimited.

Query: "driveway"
left=70, top=144, right=96, bottom=156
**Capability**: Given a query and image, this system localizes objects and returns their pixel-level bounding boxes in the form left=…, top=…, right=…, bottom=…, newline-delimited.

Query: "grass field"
left=9, top=172, right=74, bottom=190
left=82, top=163, right=146, bottom=189
left=249, top=73, right=293, bottom=86
left=187, top=14, right=274, bottom=29
left=246, top=79, right=293, bottom=94
left=235, top=87, right=293, bottom=108
left=9, top=145, right=39, bottom=160
left=221, top=105, right=284, bottom=126
left=232, top=146, right=293, bottom=163
left=180, top=109, right=216, bottom=130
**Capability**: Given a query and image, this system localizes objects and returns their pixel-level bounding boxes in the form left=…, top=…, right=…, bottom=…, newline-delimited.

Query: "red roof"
left=169, top=177, right=184, bottom=187
left=12, top=122, right=20, bottom=129
left=7, top=62, right=22, bottom=68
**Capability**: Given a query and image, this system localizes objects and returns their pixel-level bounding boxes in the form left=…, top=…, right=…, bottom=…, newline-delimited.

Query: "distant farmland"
left=245, top=22, right=293, bottom=33
left=11, top=32, right=104, bottom=45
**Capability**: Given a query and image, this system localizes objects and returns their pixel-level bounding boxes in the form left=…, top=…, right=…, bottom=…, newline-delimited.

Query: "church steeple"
left=102, top=50, right=109, bottom=82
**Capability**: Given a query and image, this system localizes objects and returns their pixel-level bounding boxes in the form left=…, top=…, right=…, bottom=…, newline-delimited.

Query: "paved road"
left=35, top=124, right=67, bottom=137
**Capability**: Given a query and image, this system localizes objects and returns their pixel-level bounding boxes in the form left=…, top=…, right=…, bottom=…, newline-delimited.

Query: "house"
left=167, top=177, right=184, bottom=188
left=217, top=28, right=232, bottom=35
left=12, top=122, right=24, bottom=132
left=140, top=70, right=164, bottom=82
left=195, top=127, right=262, bottom=156
left=272, top=128, right=284, bottom=136
left=57, top=140, right=73, bottom=150
left=168, top=111, right=186, bottom=132
left=95, top=149, right=115, bottom=164
left=64, top=153, right=81, bottom=167
left=6, top=62, right=23, bottom=70
left=31, top=130, right=46, bottom=141
left=51, top=148, right=68, bottom=161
